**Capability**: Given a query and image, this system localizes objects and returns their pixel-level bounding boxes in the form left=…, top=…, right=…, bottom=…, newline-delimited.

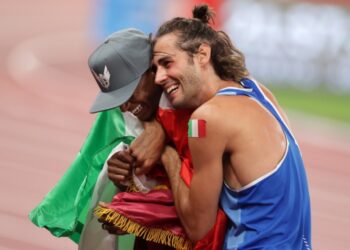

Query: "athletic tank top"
left=218, top=78, right=311, bottom=250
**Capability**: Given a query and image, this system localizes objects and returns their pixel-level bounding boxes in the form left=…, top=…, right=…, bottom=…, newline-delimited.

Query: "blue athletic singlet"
left=217, top=78, right=311, bottom=250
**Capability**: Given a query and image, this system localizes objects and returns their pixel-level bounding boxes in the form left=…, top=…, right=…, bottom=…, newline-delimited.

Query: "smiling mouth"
left=166, top=84, right=179, bottom=95
left=131, top=104, right=142, bottom=115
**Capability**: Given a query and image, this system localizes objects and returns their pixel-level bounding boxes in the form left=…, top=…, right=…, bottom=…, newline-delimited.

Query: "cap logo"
left=97, top=65, right=111, bottom=89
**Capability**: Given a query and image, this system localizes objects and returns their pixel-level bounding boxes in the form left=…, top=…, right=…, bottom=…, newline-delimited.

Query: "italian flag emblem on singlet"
left=188, top=119, right=206, bottom=138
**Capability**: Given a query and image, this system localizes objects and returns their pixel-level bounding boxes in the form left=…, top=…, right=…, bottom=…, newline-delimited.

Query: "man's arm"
left=161, top=105, right=224, bottom=242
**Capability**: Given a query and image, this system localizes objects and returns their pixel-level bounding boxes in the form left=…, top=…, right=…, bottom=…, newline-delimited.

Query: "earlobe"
left=197, top=44, right=211, bottom=65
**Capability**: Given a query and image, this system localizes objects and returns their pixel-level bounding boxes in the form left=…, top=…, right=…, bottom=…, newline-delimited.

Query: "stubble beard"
left=172, top=71, right=202, bottom=109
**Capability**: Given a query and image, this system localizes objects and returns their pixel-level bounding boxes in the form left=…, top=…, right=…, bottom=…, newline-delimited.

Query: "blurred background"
left=0, top=0, right=349, bottom=249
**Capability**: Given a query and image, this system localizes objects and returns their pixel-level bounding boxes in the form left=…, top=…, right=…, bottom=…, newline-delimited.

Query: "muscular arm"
left=161, top=105, right=224, bottom=242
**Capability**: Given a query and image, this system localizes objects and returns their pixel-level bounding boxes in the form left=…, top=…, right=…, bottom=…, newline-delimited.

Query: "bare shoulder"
left=193, top=93, right=285, bottom=142
left=191, top=98, right=220, bottom=120
left=190, top=96, right=240, bottom=124
left=197, top=94, right=261, bottom=118
left=190, top=96, right=251, bottom=141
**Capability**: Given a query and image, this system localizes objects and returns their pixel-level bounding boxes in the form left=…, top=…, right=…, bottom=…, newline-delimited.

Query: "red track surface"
left=0, top=1, right=349, bottom=249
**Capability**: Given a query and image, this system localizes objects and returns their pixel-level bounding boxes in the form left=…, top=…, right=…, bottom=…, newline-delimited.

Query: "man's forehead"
left=152, top=51, right=176, bottom=64
left=152, top=34, right=180, bottom=63
left=153, top=34, right=177, bottom=51
left=153, top=51, right=175, bottom=58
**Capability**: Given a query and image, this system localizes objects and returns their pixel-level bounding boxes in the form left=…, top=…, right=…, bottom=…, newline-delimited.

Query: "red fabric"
left=157, top=108, right=193, bottom=187
left=180, top=157, right=193, bottom=188
left=194, top=208, right=227, bottom=249
left=106, top=189, right=186, bottom=237
left=99, top=106, right=228, bottom=249
left=157, top=107, right=228, bottom=249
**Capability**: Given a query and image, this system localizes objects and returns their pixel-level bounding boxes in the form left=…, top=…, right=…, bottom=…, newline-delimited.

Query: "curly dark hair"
left=154, top=4, right=249, bottom=82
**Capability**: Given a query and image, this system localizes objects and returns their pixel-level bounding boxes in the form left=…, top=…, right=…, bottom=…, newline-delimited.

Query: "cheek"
left=120, top=103, right=128, bottom=112
left=150, top=85, right=162, bottom=96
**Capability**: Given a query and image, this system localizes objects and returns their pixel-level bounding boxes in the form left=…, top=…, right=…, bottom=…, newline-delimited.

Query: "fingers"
left=98, top=201, right=108, bottom=207
left=129, top=124, right=164, bottom=173
left=108, top=164, right=130, bottom=177
left=108, top=150, right=134, bottom=166
left=108, top=172, right=128, bottom=184
left=128, top=147, right=145, bottom=167
left=134, top=166, right=144, bottom=176
left=134, top=159, right=153, bottom=176
left=129, top=146, right=158, bottom=176
left=101, top=222, right=128, bottom=235
left=107, top=151, right=134, bottom=184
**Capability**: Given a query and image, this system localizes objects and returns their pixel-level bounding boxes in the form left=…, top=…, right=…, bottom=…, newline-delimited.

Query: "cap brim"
left=89, top=76, right=140, bottom=113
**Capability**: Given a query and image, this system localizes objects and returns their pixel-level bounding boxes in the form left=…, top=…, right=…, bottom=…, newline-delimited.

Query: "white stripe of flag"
left=188, top=119, right=206, bottom=138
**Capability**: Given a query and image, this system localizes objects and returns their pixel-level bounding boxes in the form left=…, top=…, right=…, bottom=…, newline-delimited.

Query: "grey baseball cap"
left=88, top=28, right=152, bottom=113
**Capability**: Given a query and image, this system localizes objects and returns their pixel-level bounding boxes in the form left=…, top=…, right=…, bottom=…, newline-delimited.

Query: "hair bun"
left=192, top=4, right=215, bottom=24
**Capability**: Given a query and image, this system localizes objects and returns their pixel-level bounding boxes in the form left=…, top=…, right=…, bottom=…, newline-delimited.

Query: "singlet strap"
left=216, top=78, right=297, bottom=145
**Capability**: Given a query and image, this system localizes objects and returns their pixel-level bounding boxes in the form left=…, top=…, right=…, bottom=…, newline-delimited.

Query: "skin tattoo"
left=188, top=119, right=206, bottom=138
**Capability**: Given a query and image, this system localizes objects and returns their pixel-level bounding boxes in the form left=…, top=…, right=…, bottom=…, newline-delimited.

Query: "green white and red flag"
left=188, top=119, right=206, bottom=138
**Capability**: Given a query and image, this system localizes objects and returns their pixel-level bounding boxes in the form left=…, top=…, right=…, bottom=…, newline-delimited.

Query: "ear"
left=196, top=43, right=211, bottom=66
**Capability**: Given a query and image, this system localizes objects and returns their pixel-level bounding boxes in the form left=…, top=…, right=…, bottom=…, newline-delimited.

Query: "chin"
left=136, top=112, right=152, bottom=121
left=169, top=99, right=181, bottom=108
left=171, top=100, right=189, bottom=109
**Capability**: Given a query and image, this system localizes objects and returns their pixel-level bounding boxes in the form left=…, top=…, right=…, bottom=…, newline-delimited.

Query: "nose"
left=120, top=102, right=129, bottom=112
left=154, top=67, right=167, bottom=86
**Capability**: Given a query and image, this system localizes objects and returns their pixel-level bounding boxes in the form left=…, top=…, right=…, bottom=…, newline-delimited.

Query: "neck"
left=192, top=67, right=242, bottom=108
left=202, top=76, right=240, bottom=99
left=203, top=65, right=242, bottom=91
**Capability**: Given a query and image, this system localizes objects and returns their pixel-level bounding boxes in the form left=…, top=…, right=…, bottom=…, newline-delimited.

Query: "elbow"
left=187, top=231, right=207, bottom=243
left=183, top=219, right=213, bottom=243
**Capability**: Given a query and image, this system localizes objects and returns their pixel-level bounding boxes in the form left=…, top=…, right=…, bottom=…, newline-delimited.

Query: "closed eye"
left=156, top=56, right=173, bottom=69
left=162, top=60, right=172, bottom=69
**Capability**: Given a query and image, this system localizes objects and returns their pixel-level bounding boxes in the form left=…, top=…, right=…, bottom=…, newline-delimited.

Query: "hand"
left=107, top=149, right=134, bottom=186
left=101, top=222, right=128, bottom=235
left=130, top=119, right=166, bottom=176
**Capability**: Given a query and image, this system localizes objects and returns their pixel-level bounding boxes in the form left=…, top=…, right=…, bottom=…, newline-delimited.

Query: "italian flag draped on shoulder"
left=29, top=108, right=142, bottom=249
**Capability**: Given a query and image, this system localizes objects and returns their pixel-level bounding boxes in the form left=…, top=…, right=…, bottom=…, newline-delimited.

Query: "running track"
left=0, top=1, right=349, bottom=249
